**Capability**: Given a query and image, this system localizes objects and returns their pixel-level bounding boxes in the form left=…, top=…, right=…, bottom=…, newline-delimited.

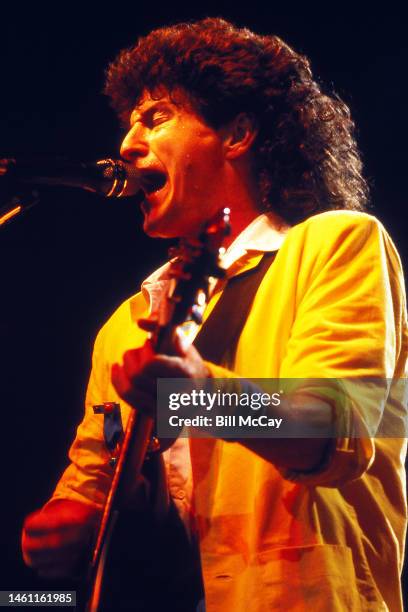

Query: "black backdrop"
left=1, top=2, right=407, bottom=605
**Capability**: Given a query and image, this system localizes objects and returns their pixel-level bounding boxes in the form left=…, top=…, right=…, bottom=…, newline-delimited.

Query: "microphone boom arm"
left=0, top=190, right=40, bottom=228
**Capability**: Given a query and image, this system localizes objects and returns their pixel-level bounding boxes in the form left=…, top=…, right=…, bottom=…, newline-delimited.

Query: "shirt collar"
left=141, top=212, right=290, bottom=311
left=219, top=212, right=290, bottom=270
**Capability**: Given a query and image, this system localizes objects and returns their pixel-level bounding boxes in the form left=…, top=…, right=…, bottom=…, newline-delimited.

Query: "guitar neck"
left=86, top=208, right=230, bottom=611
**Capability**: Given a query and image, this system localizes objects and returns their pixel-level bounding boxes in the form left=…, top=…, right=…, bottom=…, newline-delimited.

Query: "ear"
left=221, top=113, right=259, bottom=160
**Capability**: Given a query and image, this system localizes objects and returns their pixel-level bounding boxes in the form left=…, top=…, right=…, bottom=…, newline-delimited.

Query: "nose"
left=120, top=123, right=149, bottom=162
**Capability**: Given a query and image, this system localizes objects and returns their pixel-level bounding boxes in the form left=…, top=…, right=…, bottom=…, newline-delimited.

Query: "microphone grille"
left=97, top=158, right=141, bottom=198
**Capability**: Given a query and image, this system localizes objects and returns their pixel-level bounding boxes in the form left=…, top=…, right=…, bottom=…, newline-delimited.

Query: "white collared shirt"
left=141, top=213, right=290, bottom=532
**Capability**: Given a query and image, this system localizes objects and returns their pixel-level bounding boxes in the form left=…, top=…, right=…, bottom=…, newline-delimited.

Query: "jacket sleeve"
left=47, top=293, right=148, bottom=507
left=48, top=329, right=115, bottom=508
left=206, top=213, right=407, bottom=487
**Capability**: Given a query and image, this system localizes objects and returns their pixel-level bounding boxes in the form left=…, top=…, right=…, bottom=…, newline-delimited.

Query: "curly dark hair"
left=104, top=17, right=369, bottom=223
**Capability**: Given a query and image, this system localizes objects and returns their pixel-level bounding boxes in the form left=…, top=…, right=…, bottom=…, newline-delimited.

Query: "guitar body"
left=89, top=504, right=204, bottom=611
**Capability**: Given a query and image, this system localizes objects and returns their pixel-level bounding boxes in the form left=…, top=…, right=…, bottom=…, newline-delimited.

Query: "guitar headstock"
left=154, top=207, right=231, bottom=351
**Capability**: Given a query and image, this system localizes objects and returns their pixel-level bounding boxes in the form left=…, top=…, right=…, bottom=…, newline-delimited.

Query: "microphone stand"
left=0, top=189, right=40, bottom=228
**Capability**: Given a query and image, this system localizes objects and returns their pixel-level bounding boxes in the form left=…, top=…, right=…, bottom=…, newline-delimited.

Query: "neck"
left=222, top=205, right=260, bottom=248
left=219, top=157, right=265, bottom=248
left=220, top=173, right=262, bottom=248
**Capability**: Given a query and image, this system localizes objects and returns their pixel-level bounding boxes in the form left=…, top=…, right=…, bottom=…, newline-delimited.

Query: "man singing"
left=22, top=18, right=407, bottom=611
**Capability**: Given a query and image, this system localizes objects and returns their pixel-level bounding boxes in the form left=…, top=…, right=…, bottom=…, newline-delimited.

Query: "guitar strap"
left=194, top=250, right=277, bottom=364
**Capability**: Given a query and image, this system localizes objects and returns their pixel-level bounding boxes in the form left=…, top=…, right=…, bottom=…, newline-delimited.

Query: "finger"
left=121, top=343, right=155, bottom=377
left=122, top=344, right=163, bottom=396
left=142, top=355, right=188, bottom=379
left=122, top=348, right=143, bottom=379
left=173, top=328, right=190, bottom=357
left=22, top=530, right=86, bottom=571
left=111, top=364, right=156, bottom=415
left=126, top=387, right=157, bottom=416
left=148, top=350, right=209, bottom=380
left=112, top=361, right=153, bottom=398
left=23, top=508, right=90, bottom=537
left=23, top=537, right=84, bottom=565
left=22, top=516, right=92, bottom=551
left=122, top=349, right=155, bottom=391
left=23, top=518, right=78, bottom=538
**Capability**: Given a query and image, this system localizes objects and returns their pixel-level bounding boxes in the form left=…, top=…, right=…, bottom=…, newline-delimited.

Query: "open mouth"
left=140, top=170, right=167, bottom=196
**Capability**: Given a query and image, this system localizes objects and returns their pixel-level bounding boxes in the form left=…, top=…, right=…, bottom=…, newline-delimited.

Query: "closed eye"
left=144, top=105, right=172, bottom=128
left=150, top=110, right=169, bottom=126
left=128, top=102, right=174, bottom=130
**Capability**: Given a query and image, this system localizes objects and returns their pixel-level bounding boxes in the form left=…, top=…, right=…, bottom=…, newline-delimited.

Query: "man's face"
left=120, top=90, right=229, bottom=239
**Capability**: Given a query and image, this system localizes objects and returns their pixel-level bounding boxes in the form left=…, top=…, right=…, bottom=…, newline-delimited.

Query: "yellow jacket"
left=52, top=211, right=407, bottom=611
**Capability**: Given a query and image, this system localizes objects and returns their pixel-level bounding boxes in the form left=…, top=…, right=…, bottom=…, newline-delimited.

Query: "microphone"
left=0, top=157, right=142, bottom=198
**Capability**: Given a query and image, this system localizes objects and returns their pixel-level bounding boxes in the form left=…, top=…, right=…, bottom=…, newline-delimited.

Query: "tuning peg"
left=168, top=247, right=188, bottom=261
left=190, top=305, right=203, bottom=325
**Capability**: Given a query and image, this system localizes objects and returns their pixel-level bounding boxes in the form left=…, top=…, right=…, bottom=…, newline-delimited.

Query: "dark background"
left=1, top=2, right=407, bottom=606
